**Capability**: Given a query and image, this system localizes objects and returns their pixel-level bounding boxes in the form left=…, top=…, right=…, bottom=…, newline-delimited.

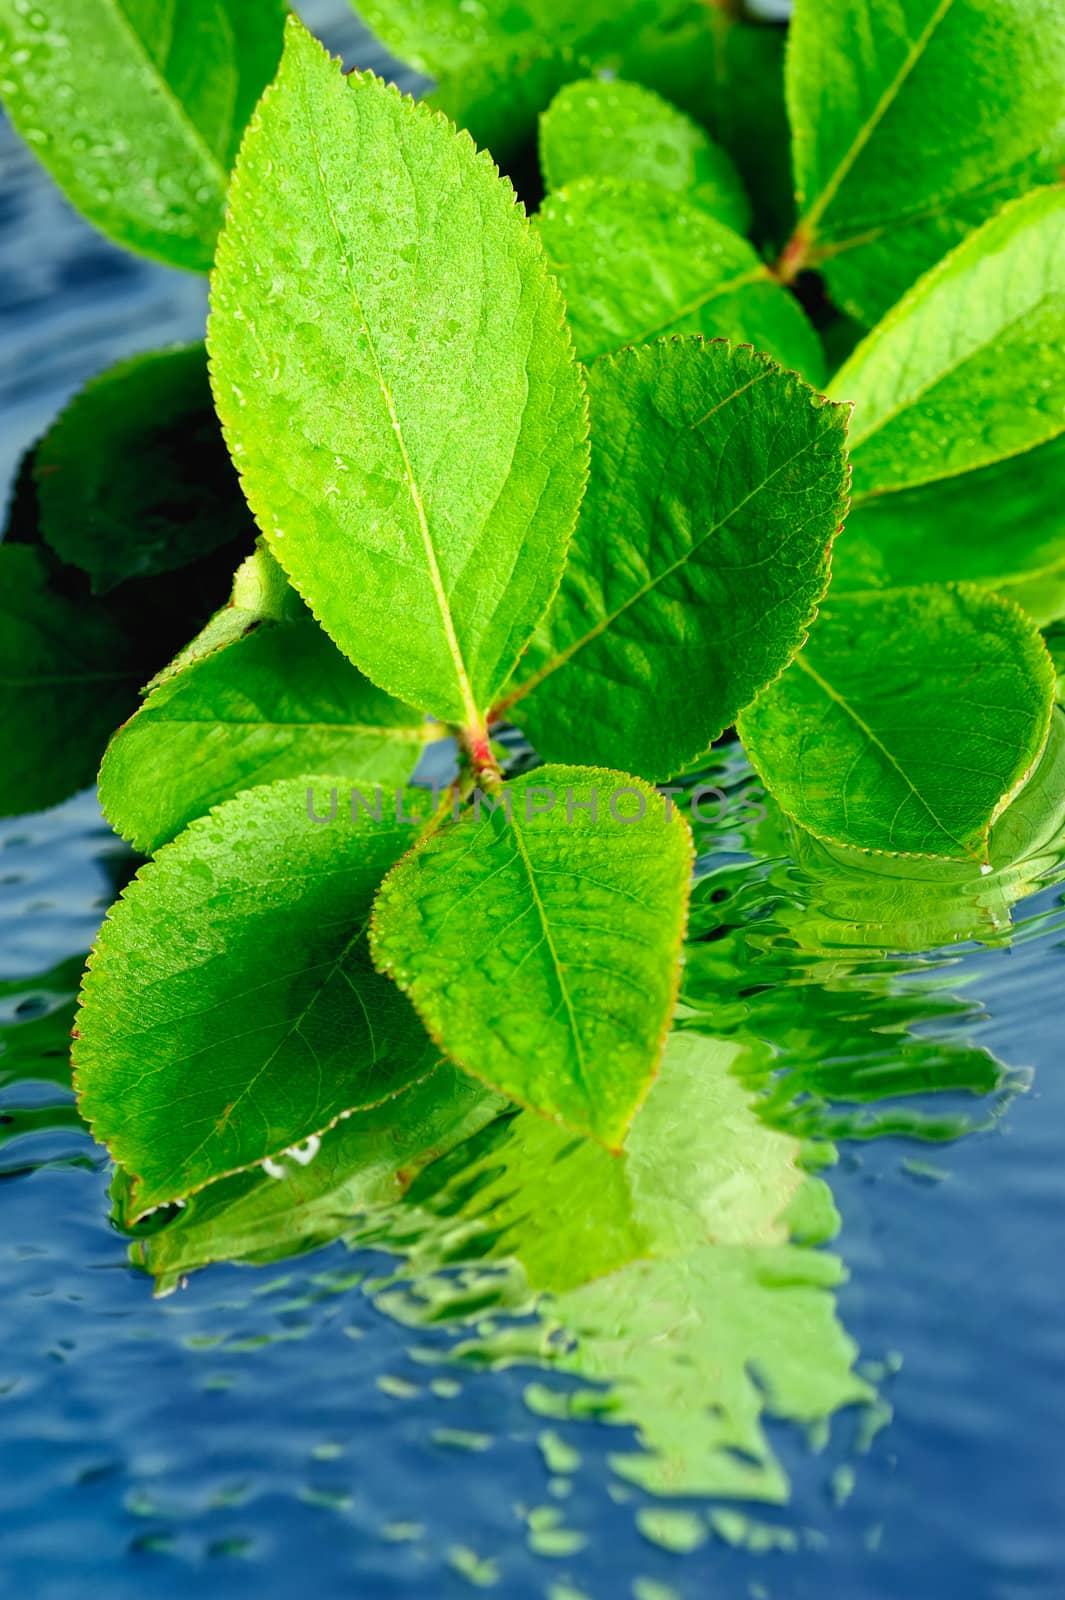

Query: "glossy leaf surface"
left=356, top=0, right=694, bottom=78
left=535, top=179, right=823, bottom=376
left=540, top=78, right=750, bottom=233
left=371, top=765, right=694, bottom=1147
left=830, top=191, right=1065, bottom=497
left=786, top=0, right=1065, bottom=323
left=99, top=614, right=433, bottom=854
left=75, top=778, right=439, bottom=1216
left=209, top=19, right=588, bottom=729
left=738, top=585, right=1056, bottom=859
left=503, top=340, right=849, bottom=780
left=0, top=0, right=286, bottom=270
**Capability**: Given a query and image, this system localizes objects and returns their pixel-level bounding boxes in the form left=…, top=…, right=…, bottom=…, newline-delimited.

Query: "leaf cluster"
left=1, top=1, right=1062, bottom=1207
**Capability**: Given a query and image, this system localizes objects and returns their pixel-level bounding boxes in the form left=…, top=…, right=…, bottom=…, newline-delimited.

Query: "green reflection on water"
left=6, top=713, right=1065, bottom=1540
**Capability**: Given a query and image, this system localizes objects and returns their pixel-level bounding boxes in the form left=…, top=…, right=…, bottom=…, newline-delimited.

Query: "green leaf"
left=764, top=706, right=1065, bottom=953
left=0, top=546, right=145, bottom=815
left=500, top=339, right=850, bottom=781
left=125, top=1024, right=870, bottom=1504
left=829, top=190, right=1065, bottom=498
left=540, top=78, right=750, bottom=233
left=144, top=539, right=304, bottom=690
left=34, top=345, right=256, bottom=594
left=694, top=17, right=795, bottom=253
left=737, top=584, right=1056, bottom=860
left=370, top=765, right=694, bottom=1147
left=0, top=0, right=286, bottom=272
left=209, top=18, right=588, bottom=730
left=785, top=0, right=1065, bottom=324
left=115, top=1063, right=504, bottom=1256
left=355, top=0, right=694, bottom=79
left=99, top=614, right=434, bottom=855
left=534, top=179, right=824, bottom=376
left=834, top=433, right=1065, bottom=624
left=427, top=50, right=587, bottom=177
left=73, top=777, right=440, bottom=1216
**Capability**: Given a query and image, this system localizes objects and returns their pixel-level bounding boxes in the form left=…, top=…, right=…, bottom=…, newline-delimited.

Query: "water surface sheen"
left=3, top=7, right=1065, bottom=1598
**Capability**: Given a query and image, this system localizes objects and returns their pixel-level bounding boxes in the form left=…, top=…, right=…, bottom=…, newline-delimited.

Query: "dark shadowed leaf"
left=34, top=345, right=257, bottom=593
left=835, top=434, right=1065, bottom=624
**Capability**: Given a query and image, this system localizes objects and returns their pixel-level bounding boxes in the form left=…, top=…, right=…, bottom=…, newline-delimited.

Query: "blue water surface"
left=2, top=7, right=1064, bottom=1598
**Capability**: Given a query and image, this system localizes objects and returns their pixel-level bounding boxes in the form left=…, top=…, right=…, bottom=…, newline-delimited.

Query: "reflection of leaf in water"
left=0, top=958, right=92, bottom=1171
left=125, top=1032, right=873, bottom=1503
left=679, top=714, right=1065, bottom=1141
left=545, top=1242, right=870, bottom=1501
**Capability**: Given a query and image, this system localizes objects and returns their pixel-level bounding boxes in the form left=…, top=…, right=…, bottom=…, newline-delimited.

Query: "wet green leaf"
left=114, top=1063, right=504, bottom=1251
left=0, top=546, right=147, bottom=816
left=786, top=0, right=1065, bottom=324
left=835, top=433, right=1065, bottom=625
left=540, top=78, right=750, bottom=233
left=501, top=339, right=849, bottom=781
left=829, top=190, right=1065, bottom=497
left=427, top=50, right=587, bottom=178
left=370, top=765, right=693, bottom=1147
left=99, top=613, right=434, bottom=855
left=144, top=539, right=303, bottom=690
left=355, top=0, right=694, bottom=79
left=534, top=179, right=823, bottom=376
left=74, top=777, right=439, bottom=1217
left=34, top=346, right=256, bottom=594
left=737, top=584, right=1056, bottom=860
left=127, top=1026, right=870, bottom=1501
left=770, top=707, right=1065, bottom=953
left=0, top=0, right=286, bottom=271
left=209, top=18, right=588, bottom=730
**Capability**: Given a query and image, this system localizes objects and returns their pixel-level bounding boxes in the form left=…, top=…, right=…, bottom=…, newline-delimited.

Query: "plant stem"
left=771, top=225, right=812, bottom=285
left=457, top=722, right=503, bottom=788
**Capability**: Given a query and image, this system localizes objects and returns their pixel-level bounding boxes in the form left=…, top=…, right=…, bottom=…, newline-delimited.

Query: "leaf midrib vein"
left=110, top=0, right=229, bottom=190
left=301, top=91, right=480, bottom=732
left=792, top=650, right=970, bottom=853
left=509, top=819, right=590, bottom=1101
left=500, top=407, right=817, bottom=710
left=799, top=0, right=958, bottom=240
